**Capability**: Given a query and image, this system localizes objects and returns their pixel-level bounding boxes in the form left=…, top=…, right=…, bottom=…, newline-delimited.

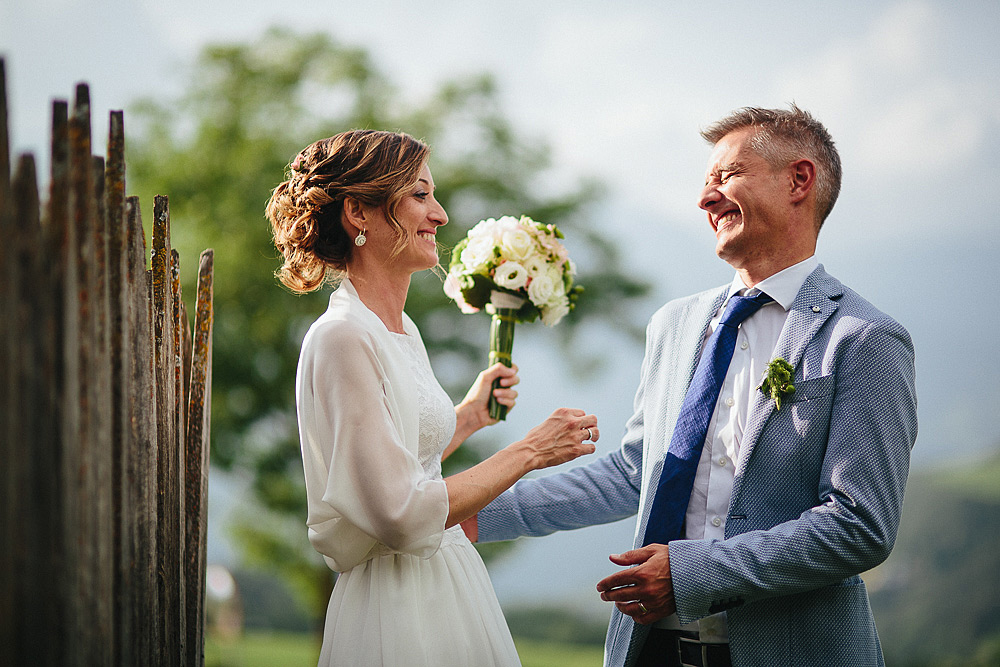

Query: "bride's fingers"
left=486, top=363, right=519, bottom=383
left=492, top=375, right=519, bottom=389
left=499, top=373, right=520, bottom=387
left=491, top=388, right=518, bottom=406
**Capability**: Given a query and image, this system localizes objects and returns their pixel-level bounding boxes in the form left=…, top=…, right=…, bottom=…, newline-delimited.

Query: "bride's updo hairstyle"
left=267, top=130, right=430, bottom=293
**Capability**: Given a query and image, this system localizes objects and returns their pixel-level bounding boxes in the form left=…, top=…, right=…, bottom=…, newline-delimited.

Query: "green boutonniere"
left=759, top=357, right=795, bottom=410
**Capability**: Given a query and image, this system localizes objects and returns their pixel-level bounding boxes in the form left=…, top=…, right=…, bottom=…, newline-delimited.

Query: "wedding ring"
left=584, top=427, right=594, bottom=441
left=638, top=602, right=648, bottom=614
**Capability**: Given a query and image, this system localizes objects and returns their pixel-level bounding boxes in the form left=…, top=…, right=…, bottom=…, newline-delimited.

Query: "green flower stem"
left=488, top=308, right=517, bottom=421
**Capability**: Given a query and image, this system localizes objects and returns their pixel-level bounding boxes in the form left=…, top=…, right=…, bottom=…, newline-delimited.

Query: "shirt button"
left=725, top=397, right=735, bottom=407
left=711, top=516, right=722, bottom=527
left=718, top=456, right=727, bottom=466
left=740, top=340, right=748, bottom=350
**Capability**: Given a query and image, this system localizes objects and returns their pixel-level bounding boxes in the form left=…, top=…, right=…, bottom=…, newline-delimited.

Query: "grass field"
left=205, top=631, right=604, bottom=666
left=930, top=451, right=1000, bottom=501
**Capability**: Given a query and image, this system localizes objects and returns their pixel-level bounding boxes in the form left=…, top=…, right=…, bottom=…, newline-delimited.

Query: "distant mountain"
left=867, top=449, right=1000, bottom=665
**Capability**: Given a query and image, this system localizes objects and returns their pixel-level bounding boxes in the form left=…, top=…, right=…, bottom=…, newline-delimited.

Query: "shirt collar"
left=725, top=255, right=818, bottom=311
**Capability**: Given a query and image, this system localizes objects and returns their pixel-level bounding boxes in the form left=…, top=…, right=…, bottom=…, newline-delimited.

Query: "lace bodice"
left=390, top=332, right=456, bottom=481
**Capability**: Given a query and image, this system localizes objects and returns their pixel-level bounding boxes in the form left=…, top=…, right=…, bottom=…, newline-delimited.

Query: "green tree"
left=127, top=27, right=648, bottom=621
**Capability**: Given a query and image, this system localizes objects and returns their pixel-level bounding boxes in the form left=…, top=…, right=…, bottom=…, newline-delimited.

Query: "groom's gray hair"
left=701, top=104, right=842, bottom=226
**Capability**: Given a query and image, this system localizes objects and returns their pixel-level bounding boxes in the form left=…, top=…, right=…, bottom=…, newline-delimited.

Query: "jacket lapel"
left=635, top=287, right=728, bottom=541
left=677, top=288, right=730, bottom=399
left=732, top=266, right=843, bottom=489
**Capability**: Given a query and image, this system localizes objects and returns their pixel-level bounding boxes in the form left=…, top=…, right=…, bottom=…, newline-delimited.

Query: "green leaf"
left=460, top=274, right=495, bottom=310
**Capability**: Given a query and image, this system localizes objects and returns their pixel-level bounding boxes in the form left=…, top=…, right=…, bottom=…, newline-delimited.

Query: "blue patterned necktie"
left=642, top=291, right=772, bottom=546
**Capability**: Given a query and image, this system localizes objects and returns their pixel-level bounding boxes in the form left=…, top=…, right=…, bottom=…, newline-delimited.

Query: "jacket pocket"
left=785, top=373, right=834, bottom=404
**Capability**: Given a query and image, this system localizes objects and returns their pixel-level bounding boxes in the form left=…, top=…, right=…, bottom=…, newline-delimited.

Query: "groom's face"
left=697, top=127, right=794, bottom=270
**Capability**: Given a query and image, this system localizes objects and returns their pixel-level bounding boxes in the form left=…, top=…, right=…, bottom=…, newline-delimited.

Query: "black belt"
left=636, top=628, right=732, bottom=667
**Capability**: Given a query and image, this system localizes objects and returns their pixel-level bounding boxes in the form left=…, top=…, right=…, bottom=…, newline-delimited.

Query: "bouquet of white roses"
left=444, top=215, right=580, bottom=420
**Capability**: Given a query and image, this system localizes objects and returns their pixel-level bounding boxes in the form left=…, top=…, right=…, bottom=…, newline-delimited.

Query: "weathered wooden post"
left=124, top=194, right=162, bottom=666
left=0, top=58, right=12, bottom=661
left=0, top=59, right=215, bottom=667
left=152, top=194, right=184, bottom=666
left=185, top=249, right=215, bottom=667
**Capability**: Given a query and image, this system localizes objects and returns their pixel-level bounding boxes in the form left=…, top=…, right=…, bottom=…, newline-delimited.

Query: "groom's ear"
left=788, top=158, right=816, bottom=204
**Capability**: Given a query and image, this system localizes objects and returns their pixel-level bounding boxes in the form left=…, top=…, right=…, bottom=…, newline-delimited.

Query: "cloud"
left=777, top=1, right=999, bottom=177
left=490, top=10, right=721, bottom=229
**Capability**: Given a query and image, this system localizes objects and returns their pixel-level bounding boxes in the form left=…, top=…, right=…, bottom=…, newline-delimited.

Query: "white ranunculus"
left=460, top=236, right=497, bottom=271
left=540, top=297, right=570, bottom=327
left=524, top=255, right=548, bottom=277
left=494, top=261, right=529, bottom=291
left=499, top=228, right=535, bottom=262
left=527, top=267, right=563, bottom=307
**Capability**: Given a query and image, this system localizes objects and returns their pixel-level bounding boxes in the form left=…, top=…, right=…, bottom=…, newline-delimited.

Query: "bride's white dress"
left=316, top=331, right=521, bottom=667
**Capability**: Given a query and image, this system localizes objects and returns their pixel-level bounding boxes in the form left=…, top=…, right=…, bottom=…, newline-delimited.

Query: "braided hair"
left=266, top=130, right=430, bottom=293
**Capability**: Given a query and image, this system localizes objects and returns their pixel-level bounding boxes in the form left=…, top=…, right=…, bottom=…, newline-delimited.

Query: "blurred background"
left=2, top=1, right=998, bottom=665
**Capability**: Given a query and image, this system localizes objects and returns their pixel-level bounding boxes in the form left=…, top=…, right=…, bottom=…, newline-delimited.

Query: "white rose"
left=540, top=297, right=570, bottom=327
left=472, top=218, right=504, bottom=244
left=526, top=267, right=563, bottom=306
left=496, top=216, right=521, bottom=233
left=499, top=228, right=535, bottom=262
left=460, top=236, right=497, bottom=271
left=494, top=261, right=529, bottom=291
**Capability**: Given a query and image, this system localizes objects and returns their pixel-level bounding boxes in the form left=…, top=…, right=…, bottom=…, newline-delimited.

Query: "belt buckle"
left=677, top=635, right=704, bottom=667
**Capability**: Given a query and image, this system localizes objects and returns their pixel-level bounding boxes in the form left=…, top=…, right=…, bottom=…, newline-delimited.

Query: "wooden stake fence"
left=0, top=59, right=215, bottom=667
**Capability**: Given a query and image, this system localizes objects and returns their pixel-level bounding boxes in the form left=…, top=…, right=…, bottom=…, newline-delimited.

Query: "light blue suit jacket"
left=479, top=265, right=917, bottom=666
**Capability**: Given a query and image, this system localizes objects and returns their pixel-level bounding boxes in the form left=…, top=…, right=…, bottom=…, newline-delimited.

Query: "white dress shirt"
left=656, top=256, right=818, bottom=641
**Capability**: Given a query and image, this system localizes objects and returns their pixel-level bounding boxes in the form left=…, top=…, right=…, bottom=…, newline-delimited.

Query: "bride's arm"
left=444, top=407, right=598, bottom=528
left=443, top=363, right=520, bottom=460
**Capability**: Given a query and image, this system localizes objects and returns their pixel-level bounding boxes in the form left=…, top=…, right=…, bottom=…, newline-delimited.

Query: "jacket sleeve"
left=477, top=449, right=642, bottom=541
left=298, top=320, right=448, bottom=563
left=669, top=316, right=917, bottom=623
left=477, top=326, right=654, bottom=542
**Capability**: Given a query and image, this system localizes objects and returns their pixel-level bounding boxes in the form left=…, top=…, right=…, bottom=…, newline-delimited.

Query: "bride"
left=266, top=129, right=599, bottom=666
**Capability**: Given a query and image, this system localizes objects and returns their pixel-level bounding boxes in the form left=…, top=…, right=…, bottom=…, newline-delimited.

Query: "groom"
left=471, top=105, right=917, bottom=666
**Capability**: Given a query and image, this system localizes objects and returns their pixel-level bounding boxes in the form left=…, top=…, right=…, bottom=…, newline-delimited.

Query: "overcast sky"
left=3, top=0, right=998, bottom=616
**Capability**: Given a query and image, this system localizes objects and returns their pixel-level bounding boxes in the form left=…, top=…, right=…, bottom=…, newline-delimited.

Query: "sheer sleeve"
left=297, top=318, right=448, bottom=569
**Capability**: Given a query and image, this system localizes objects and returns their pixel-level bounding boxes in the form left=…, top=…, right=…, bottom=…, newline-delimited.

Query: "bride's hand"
left=514, top=408, right=599, bottom=470
left=443, top=407, right=597, bottom=529
left=455, top=363, right=519, bottom=435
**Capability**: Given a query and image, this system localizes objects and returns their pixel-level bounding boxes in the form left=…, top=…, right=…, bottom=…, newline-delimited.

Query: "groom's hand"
left=596, top=544, right=676, bottom=624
